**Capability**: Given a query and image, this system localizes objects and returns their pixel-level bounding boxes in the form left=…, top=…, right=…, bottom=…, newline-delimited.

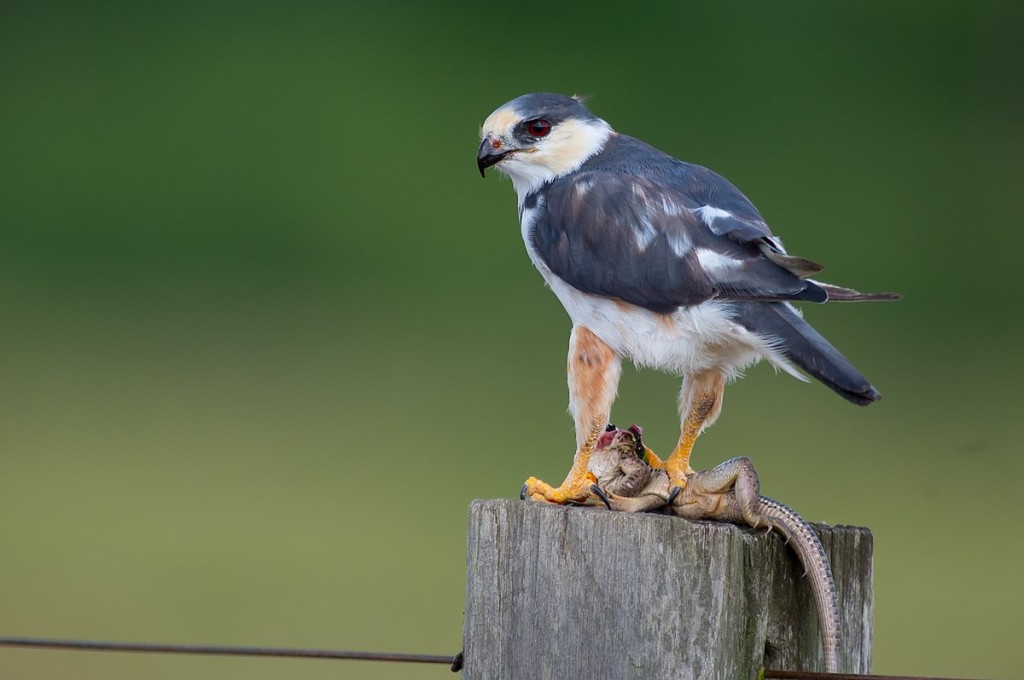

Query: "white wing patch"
left=667, top=230, right=692, bottom=257
left=631, top=186, right=694, bottom=255
left=660, top=197, right=692, bottom=256
left=634, top=214, right=659, bottom=250
left=693, top=205, right=733, bottom=227
left=695, top=247, right=742, bottom=273
left=574, top=177, right=594, bottom=196
left=659, top=197, right=685, bottom=217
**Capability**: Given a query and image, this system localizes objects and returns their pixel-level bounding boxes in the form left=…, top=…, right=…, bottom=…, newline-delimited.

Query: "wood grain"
left=463, top=499, right=872, bottom=680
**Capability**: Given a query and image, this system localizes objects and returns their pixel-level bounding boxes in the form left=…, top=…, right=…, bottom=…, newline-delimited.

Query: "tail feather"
left=815, top=281, right=902, bottom=302
left=733, top=301, right=882, bottom=405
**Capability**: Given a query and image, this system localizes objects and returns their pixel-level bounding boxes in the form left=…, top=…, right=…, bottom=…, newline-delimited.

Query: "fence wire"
left=0, top=636, right=988, bottom=679
left=0, top=637, right=461, bottom=670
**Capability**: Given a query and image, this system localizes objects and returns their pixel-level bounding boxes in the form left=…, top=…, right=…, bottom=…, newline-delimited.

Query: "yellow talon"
left=522, top=473, right=597, bottom=505
left=642, top=445, right=666, bottom=469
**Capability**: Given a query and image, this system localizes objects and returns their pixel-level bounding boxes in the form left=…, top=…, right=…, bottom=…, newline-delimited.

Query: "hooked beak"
left=477, top=136, right=513, bottom=178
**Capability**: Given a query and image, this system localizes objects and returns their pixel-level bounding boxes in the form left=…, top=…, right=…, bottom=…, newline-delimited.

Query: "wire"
left=0, top=637, right=988, bottom=679
left=0, top=637, right=461, bottom=670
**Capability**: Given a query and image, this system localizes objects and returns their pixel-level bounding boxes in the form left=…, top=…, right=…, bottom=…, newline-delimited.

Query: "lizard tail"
left=759, top=496, right=841, bottom=674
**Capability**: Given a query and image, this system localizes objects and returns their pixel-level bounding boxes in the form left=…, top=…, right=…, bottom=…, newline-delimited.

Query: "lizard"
left=585, top=424, right=840, bottom=674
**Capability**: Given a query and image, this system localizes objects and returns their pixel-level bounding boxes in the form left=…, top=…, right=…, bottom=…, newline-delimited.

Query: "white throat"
left=500, top=119, right=614, bottom=204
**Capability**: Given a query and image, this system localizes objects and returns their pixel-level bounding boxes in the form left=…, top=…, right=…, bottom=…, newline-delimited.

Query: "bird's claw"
left=589, top=483, right=612, bottom=510
left=587, top=483, right=670, bottom=513
left=521, top=475, right=596, bottom=505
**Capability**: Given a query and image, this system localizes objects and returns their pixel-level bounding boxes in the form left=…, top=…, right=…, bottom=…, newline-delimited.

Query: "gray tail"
left=733, top=302, right=881, bottom=405
left=813, top=281, right=902, bottom=302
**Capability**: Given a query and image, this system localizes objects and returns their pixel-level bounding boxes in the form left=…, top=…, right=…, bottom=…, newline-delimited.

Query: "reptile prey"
left=478, top=93, right=898, bottom=506
left=587, top=425, right=840, bottom=674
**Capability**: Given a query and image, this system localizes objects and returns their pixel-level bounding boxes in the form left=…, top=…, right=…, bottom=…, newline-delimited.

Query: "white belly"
left=520, top=202, right=800, bottom=380
left=547, top=273, right=783, bottom=378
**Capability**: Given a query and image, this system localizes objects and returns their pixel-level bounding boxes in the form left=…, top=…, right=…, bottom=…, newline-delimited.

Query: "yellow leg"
left=642, top=446, right=666, bottom=470
left=666, top=370, right=726, bottom=491
left=523, top=422, right=603, bottom=504
left=524, top=326, right=621, bottom=505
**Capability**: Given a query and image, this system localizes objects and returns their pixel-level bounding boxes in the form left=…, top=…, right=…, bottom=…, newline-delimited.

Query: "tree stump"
left=462, top=499, right=871, bottom=679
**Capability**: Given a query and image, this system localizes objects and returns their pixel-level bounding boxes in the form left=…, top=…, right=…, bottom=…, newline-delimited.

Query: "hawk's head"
left=477, top=93, right=613, bottom=195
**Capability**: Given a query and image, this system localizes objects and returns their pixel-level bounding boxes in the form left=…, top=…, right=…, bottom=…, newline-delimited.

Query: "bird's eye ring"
left=526, top=119, right=551, bottom=138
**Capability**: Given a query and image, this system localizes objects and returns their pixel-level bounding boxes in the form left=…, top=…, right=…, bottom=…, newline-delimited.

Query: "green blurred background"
left=1, top=2, right=1021, bottom=678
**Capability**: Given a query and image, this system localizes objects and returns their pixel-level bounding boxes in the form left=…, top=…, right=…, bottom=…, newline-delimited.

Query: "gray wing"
left=532, top=166, right=827, bottom=314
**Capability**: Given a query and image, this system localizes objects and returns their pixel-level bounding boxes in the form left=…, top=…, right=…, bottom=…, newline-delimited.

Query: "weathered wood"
left=463, top=499, right=871, bottom=680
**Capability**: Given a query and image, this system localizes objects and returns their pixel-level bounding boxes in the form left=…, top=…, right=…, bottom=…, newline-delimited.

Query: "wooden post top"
left=462, top=499, right=872, bottom=680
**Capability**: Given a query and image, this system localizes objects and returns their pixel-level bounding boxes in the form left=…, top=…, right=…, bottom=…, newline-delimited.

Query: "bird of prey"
left=476, top=93, right=897, bottom=505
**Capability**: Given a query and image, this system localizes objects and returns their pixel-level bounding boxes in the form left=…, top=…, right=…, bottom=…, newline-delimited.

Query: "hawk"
left=477, top=93, right=897, bottom=504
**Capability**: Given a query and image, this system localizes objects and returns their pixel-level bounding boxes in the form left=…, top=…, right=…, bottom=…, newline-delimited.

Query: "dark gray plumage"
left=523, top=132, right=890, bottom=405
left=479, top=92, right=898, bottom=506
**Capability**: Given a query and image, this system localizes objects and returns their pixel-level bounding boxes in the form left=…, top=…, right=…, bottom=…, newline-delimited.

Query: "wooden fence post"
left=462, top=499, right=872, bottom=679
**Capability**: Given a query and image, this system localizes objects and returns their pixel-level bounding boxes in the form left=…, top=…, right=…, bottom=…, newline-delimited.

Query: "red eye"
left=527, top=119, right=551, bottom=137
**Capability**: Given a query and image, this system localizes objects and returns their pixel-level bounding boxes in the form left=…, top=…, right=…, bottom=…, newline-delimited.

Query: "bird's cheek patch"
left=481, top=108, right=521, bottom=139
